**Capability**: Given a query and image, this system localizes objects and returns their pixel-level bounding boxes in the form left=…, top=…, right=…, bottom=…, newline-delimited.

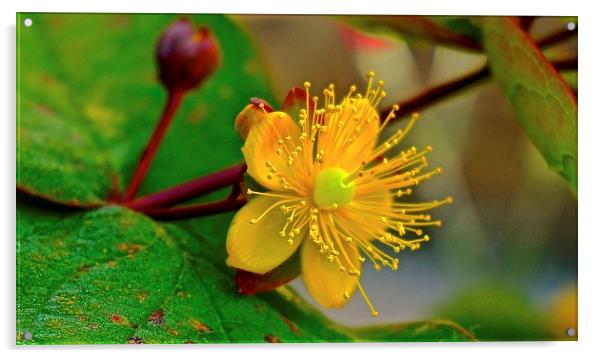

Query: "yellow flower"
left=226, top=72, right=451, bottom=316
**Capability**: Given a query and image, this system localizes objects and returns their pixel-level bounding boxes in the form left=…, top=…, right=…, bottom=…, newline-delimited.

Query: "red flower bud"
left=156, top=18, right=220, bottom=92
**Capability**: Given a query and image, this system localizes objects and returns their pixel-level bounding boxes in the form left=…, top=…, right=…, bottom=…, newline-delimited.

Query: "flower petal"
left=320, top=98, right=380, bottom=172
left=281, top=87, right=307, bottom=118
left=226, top=195, right=303, bottom=274
left=242, top=111, right=300, bottom=191
left=301, top=238, right=360, bottom=308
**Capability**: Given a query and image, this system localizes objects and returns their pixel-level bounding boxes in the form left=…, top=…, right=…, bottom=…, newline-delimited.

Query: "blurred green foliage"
left=435, top=284, right=548, bottom=341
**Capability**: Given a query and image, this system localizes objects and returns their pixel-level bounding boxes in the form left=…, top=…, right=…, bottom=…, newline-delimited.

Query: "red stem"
left=536, top=27, right=577, bottom=48
left=142, top=197, right=247, bottom=220
left=125, top=163, right=246, bottom=210
left=519, top=16, right=537, bottom=31
left=140, top=182, right=246, bottom=220
left=381, top=57, right=577, bottom=121
left=380, top=66, right=490, bottom=120
left=122, top=90, right=185, bottom=202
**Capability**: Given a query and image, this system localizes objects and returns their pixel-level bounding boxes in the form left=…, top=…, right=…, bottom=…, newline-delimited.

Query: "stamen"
left=365, top=71, right=375, bottom=98
left=246, top=189, right=297, bottom=199
left=258, top=102, right=268, bottom=114
left=357, top=282, right=378, bottom=317
left=249, top=198, right=299, bottom=224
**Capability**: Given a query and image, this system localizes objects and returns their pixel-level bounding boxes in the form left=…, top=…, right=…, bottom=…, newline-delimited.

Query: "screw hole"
left=23, top=18, right=33, bottom=27
left=567, top=22, right=576, bottom=31
left=566, top=328, right=576, bottom=337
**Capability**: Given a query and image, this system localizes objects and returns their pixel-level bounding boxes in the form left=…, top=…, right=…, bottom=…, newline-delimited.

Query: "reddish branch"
left=138, top=181, right=246, bottom=220
left=378, top=16, right=481, bottom=51
left=380, top=57, right=577, bottom=121
left=536, top=26, right=577, bottom=48
left=122, top=90, right=185, bottom=201
left=142, top=197, right=247, bottom=220
left=519, top=16, right=537, bottom=31
left=125, top=163, right=246, bottom=210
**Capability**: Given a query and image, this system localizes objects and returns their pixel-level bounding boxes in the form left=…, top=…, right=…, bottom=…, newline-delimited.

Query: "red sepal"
left=236, top=251, right=301, bottom=295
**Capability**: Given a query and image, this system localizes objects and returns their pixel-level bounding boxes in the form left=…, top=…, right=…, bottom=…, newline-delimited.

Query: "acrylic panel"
left=16, top=13, right=577, bottom=344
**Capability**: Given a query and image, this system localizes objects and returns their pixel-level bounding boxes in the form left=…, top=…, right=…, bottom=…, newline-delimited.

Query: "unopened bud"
left=234, top=98, right=273, bottom=140
left=156, top=18, right=220, bottom=92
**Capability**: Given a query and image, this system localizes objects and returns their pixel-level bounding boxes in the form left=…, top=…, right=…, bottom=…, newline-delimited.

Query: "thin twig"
left=142, top=197, right=247, bottom=220
left=552, top=57, right=578, bottom=71
left=378, top=16, right=481, bottom=51
left=140, top=182, right=246, bottom=220
left=536, top=26, right=577, bottom=48
left=125, top=163, right=246, bottom=210
left=122, top=90, right=185, bottom=201
left=519, top=16, right=537, bottom=31
left=380, top=66, right=489, bottom=120
left=381, top=57, right=577, bottom=121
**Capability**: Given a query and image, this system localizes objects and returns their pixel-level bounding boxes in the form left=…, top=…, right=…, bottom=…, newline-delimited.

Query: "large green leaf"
left=480, top=17, right=578, bottom=193
left=16, top=198, right=339, bottom=344
left=16, top=197, right=474, bottom=344
left=17, top=13, right=275, bottom=205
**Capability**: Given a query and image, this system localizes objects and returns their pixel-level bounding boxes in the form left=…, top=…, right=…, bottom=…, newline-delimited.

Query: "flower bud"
left=234, top=98, right=273, bottom=140
left=156, top=18, right=220, bottom=92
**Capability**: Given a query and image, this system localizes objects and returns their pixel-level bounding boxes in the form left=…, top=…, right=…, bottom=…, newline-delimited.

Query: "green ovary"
left=313, top=167, right=356, bottom=209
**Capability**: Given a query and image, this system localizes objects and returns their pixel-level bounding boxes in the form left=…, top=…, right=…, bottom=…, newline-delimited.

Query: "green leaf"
left=16, top=28, right=113, bottom=205
left=480, top=17, right=578, bottom=193
left=15, top=198, right=334, bottom=344
left=17, top=198, right=473, bottom=344
left=17, top=13, right=276, bottom=205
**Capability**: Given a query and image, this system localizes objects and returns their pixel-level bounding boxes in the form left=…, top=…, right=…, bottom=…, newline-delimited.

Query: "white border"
left=2, top=1, right=600, bottom=357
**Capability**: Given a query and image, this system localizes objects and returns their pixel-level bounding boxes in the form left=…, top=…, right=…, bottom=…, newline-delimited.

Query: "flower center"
left=312, top=167, right=356, bottom=209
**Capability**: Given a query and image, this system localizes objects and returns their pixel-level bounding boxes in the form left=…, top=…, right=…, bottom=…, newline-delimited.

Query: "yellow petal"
left=226, top=195, right=303, bottom=274
left=242, top=111, right=300, bottom=191
left=320, top=98, right=380, bottom=172
left=301, top=238, right=360, bottom=308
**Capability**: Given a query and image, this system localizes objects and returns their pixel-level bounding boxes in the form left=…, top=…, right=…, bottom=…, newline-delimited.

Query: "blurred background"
left=237, top=15, right=577, bottom=340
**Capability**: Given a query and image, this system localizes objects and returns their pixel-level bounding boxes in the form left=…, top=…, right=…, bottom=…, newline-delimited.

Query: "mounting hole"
left=23, top=18, right=33, bottom=27
left=23, top=331, right=33, bottom=340
left=566, top=328, right=576, bottom=337
left=567, top=22, right=576, bottom=31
